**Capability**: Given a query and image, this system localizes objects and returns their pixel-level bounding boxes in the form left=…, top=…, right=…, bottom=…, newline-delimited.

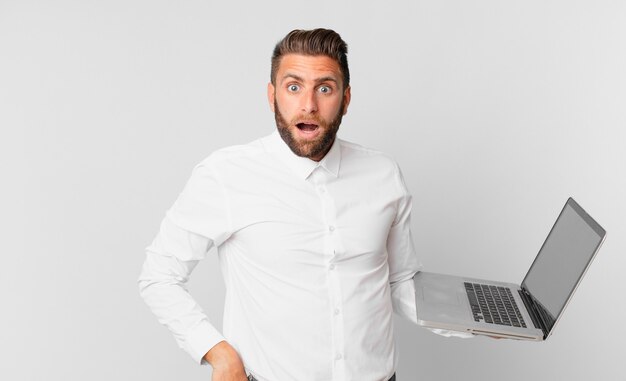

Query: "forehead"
left=276, top=54, right=342, bottom=82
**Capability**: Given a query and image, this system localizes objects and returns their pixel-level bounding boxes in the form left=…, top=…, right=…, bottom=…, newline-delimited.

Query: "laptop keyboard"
left=464, top=282, right=527, bottom=328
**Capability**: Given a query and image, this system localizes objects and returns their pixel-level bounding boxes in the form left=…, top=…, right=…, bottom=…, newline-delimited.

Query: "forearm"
left=390, top=276, right=419, bottom=324
left=139, top=250, right=225, bottom=362
left=138, top=218, right=225, bottom=363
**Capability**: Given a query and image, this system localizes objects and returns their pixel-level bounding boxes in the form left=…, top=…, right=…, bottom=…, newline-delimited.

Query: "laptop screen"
left=522, top=198, right=605, bottom=332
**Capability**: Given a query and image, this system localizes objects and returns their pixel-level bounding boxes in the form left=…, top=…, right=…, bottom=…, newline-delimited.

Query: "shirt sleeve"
left=387, top=164, right=473, bottom=339
left=387, top=163, right=421, bottom=323
left=166, top=161, right=232, bottom=246
left=138, top=161, right=233, bottom=364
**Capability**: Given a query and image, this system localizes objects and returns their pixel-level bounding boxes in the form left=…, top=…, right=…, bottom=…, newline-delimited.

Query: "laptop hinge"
left=518, top=288, right=549, bottom=339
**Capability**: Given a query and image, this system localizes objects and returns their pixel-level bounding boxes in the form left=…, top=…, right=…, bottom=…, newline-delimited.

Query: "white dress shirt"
left=139, top=131, right=424, bottom=381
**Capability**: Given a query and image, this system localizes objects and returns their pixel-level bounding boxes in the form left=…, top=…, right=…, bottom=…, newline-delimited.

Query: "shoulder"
left=338, top=138, right=401, bottom=172
left=196, top=136, right=267, bottom=168
left=337, top=138, right=410, bottom=196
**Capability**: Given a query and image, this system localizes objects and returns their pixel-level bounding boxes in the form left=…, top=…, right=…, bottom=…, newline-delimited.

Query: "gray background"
left=2, top=0, right=625, bottom=380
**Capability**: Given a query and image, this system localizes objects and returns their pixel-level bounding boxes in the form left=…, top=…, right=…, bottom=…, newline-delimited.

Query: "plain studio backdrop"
left=2, top=0, right=625, bottom=380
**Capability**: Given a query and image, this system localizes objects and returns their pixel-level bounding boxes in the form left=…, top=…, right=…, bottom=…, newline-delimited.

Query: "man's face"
left=268, top=54, right=351, bottom=161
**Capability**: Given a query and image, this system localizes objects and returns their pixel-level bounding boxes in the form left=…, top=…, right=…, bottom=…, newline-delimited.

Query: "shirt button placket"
left=312, top=172, right=345, bottom=379
left=322, top=189, right=345, bottom=379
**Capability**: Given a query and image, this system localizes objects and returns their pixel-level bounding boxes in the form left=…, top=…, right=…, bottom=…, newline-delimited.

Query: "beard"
left=274, top=98, right=344, bottom=161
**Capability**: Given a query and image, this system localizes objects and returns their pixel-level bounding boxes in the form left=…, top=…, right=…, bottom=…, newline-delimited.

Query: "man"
left=139, top=28, right=446, bottom=381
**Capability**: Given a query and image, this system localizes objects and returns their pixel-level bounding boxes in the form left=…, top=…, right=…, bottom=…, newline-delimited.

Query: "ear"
left=267, top=82, right=276, bottom=112
left=342, top=85, right=351, bottom=115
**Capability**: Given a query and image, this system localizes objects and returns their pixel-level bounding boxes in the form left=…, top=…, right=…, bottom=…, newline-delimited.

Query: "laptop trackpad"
left=423, top=285, right=462, bottom=306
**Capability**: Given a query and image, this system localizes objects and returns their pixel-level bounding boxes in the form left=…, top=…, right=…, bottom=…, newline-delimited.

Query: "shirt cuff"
left=428, top=328, right=474, bottom=339
left=183, top=321, right=226, bottom=364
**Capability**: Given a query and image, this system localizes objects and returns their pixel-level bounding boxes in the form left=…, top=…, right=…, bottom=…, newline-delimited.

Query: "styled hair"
left=271, top=28, right=350, bottom=89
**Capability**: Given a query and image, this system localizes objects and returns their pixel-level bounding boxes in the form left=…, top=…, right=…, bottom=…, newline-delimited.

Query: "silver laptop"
left=414, top=197, right=606, bottom=341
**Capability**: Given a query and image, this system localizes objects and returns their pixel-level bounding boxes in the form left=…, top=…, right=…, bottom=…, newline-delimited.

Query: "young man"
left=139, top=29, right=429, bottom=381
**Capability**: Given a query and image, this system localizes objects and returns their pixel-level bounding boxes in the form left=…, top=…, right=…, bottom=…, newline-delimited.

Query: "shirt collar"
left=263, top=130, right=341, bottom=180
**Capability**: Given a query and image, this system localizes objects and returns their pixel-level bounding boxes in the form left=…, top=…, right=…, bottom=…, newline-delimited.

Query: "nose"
left=300, top=89, right=318, bottom=114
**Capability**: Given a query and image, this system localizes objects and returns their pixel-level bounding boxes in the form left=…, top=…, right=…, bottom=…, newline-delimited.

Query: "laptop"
left=414, top=197, right=606, bottom=341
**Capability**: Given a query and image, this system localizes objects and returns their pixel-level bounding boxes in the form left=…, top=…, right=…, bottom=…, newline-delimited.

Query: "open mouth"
left=296, top=122, right=319, bottom=132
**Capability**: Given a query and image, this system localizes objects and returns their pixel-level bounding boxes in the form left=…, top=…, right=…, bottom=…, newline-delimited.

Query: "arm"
left=387, top=164, right=473, bottom=338
left=138, top=161, right=249, bottom=376
left=386, top=163, right=420, bottom=324
left=139, top=218, right=249, bottom=377
left=138, top=216, right=225, bottom=363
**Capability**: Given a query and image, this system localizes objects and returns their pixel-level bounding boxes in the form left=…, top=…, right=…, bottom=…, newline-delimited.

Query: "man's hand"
left=204, top=341, right=248, bottom=381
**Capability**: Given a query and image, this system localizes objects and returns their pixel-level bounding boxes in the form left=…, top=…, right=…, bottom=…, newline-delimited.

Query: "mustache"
left=289, top=114, right=325, bottom=127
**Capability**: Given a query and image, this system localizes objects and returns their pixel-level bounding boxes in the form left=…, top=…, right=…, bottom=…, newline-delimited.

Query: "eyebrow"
left=281, top=73, right=339, bottom=86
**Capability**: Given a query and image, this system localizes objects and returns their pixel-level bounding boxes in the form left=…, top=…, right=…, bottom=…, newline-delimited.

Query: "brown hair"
left=271, top=28, right=350, bottom=89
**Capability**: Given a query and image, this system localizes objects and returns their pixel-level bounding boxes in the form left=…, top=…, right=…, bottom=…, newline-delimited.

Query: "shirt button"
left=329, top=264, right=335, bottom=270
left=320, top=188, right=326, bottom=193
left=335, top=354, right=343, bottom=360
left=328, top=225, right=335, bottom=232
left=334, top=308, right=340, bottom=315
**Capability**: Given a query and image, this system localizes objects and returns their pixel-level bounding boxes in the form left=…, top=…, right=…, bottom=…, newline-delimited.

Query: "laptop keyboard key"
left=464, top=282, right=526, bottom=328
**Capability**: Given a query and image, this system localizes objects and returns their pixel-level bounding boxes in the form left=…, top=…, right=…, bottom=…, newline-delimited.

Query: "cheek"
left=276, top=95, right=298, bottom=115
left=321, top=99, right=343, bottom=118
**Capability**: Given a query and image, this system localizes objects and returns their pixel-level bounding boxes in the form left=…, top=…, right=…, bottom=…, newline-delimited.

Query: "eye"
left=318, top=85, right=332, bottom=94
left=288, top=84, right=300, bottom=92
